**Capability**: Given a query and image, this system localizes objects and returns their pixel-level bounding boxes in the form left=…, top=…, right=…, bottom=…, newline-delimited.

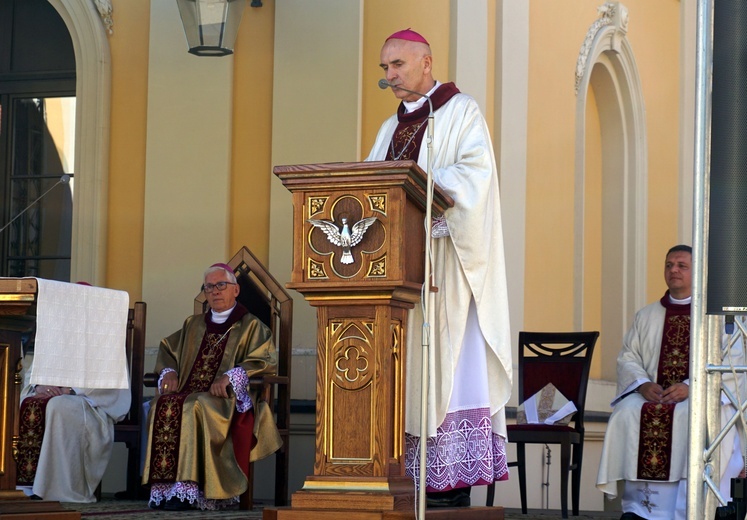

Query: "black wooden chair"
left=111, top=301, right=147, bottom=499
left=487, top=330, right=599, bottom=518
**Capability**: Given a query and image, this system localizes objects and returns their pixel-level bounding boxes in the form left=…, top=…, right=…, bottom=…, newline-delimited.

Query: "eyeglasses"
left=203, top=281, right=236, bottom=293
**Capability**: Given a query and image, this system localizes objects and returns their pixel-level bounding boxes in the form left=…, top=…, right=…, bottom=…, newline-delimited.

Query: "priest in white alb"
left=597, top=245, right=746, bottom=520
left=367, top=28, right=512, bottom=508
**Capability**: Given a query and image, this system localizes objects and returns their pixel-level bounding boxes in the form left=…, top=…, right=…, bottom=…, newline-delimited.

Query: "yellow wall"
left=231, top=3, right=275, bottom=265
left=626, top=0, right=682, bottom=301
left=524, top=2, right=588, bottom=331
left=524, top=0, right=682, bottom=337
left=105, top=1, right=150, bottom=300
left=104, top=1, right=278, bottom=301
left=361, top=0, right=451, bottom=158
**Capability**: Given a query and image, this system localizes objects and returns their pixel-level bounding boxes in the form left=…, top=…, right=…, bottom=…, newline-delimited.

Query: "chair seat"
left=507, top=425, right=581, bottom=446
left=507, top=423, right=575, bottom=433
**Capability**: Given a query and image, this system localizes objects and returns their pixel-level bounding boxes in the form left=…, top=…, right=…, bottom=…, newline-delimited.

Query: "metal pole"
left=689, top=0, right=714, bottom=517
left=704, top=315, right=723, bottom=517
left=417, top=105, right=435, bottom=520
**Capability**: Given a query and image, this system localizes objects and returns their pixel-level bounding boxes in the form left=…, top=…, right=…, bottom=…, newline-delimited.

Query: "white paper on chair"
left=29, top=278, right=130, bottom=389
left=516, top=383, right=577, bottom=425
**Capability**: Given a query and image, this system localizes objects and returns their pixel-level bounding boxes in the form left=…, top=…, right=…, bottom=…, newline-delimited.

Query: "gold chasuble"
left=636, top=293, right=690, bottom=480
left=143, top=303, right=280, bottom=502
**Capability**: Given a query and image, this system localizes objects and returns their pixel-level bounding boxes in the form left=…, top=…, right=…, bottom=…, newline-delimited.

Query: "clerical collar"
left=211, top=304, right=237, bottom=324
left=669, top=294, right=691, bottom=305
left=403, top=81, right=441, bottom=113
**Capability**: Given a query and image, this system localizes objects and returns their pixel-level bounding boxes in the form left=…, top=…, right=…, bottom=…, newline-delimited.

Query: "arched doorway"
left=574, top=3, right=647, bottom=380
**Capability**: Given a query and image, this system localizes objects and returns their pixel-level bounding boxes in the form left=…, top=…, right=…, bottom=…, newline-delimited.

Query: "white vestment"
left=367, top=87, right=512, bottom=489
left=19, top=381, right=130, bottom=502
left=596, top=298, right=745, bottom=518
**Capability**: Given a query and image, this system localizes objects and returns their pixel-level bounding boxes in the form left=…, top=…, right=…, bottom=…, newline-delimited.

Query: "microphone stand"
left=418, top=95, right=434, bottom=520
left=377, top=79, right=433, bottom=520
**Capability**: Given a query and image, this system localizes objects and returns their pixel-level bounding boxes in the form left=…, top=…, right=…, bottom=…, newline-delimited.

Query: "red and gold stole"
left=636, top=292, right=690, bottom=480
left=148, top=304, right=249, bottom=483
left=16, top=394, right=54, bottom=485
left=385, top=82, right=461, bottom=162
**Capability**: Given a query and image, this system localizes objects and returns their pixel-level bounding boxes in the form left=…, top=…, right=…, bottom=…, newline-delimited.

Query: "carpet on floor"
left=65, top=498, right=264, bottom=519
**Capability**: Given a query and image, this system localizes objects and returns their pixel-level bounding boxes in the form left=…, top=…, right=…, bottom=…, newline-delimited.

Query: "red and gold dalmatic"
left=636, top=295, right=690, bottom=480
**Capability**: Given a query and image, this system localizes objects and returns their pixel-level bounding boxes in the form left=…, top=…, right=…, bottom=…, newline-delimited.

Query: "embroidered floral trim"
left=431, top=215, right=450, bottom=238
left=148, top=393, right=189, bottom=481
left=389, top=121, right=426, bottom=161
left=227, top=366, right=252, bottom=413
left=16, top=395, right=53, bottom=485
left=637, top=402, right=676, bottom=480
left=149, top=481, right=239, bottom=511
left=658, top=315, right=689, bottom=388
left=158, top=368, right=176, bottom=393
left=186, top=331, right=230, bottom=392
left=638, top=481, right=658, bottom=514
left=404, top=407, right=508, bottom=491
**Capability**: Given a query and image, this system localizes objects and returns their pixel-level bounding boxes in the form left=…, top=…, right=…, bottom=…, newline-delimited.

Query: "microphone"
left=378, top=78, right=434, bottom=131
left=378, top=79, right=431, bottom=105
left=0, top=174, right=72, bottom=234
left=378, top=78, right=393, bottom=90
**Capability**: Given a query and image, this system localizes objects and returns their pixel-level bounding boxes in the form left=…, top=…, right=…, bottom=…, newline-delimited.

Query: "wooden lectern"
left=267, top=161, right=503, bottom=520
left=0, top=278, right=80, bottom=519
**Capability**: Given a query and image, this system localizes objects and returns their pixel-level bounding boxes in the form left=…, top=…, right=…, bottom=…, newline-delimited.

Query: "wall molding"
left=48, top=0, right=111, bottom=285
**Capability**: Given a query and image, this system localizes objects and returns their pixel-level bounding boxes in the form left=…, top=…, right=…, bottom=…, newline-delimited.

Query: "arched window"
left=0, top=0, right=75, bottom=280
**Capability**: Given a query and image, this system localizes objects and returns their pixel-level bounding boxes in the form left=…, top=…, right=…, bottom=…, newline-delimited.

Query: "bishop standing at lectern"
left=367, top=28, right=512, bottom=508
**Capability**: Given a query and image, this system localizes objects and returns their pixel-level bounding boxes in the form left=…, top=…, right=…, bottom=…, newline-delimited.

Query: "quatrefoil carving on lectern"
left=335, top=346, right=369, bottom=383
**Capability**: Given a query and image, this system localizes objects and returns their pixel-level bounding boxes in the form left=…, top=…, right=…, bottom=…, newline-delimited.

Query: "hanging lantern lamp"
left=176, top=0, right=261, bottom=57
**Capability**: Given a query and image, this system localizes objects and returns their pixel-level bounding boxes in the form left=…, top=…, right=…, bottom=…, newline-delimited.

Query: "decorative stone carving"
left=575, top=2, right=629, bottom=94
left=92, top=0, right=113, bottom=34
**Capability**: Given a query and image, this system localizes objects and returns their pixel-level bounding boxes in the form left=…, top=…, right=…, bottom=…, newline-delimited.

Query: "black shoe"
left=426, top=490, right=471, bottom=508
left=164, top=497, right=193, bottom=511
left=620, top=513, right=647, bottom=520
left=148, top=500, right=164, bottom=510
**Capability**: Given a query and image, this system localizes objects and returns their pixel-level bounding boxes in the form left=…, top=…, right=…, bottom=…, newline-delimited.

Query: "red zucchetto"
left=385, top=28, right=429, bottom=45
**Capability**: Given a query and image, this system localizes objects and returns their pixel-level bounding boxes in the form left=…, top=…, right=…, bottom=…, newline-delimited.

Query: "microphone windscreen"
left=378, top=79, right=390, bottom=90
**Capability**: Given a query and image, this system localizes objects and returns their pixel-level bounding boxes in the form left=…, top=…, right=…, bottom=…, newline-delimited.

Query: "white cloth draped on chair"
left=28, top=278, right=129, bottom=389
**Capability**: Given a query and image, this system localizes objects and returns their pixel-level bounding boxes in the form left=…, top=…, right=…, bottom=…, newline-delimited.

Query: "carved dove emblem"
left=307, top=216, right=378, bottom=264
